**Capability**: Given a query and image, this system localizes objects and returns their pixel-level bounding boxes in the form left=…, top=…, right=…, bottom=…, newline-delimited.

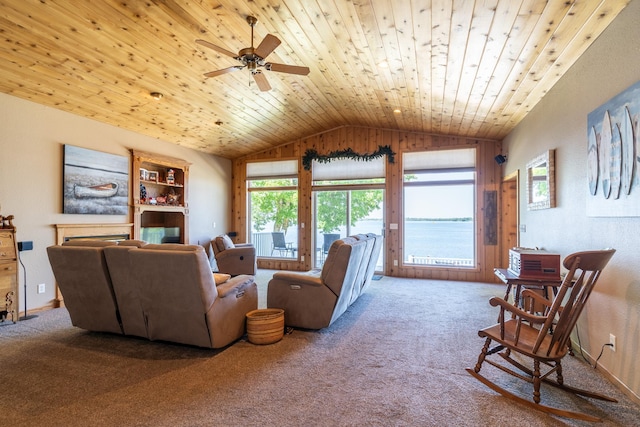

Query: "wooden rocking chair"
left=466, top=249, right=616, bottom=422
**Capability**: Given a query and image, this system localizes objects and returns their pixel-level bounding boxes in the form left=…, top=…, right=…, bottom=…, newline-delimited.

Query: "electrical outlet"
left=609, top=333, right=616, bottom=352
left=37, top=283, right=46, bottom=294
left=301, top=255, right=304, bottom=262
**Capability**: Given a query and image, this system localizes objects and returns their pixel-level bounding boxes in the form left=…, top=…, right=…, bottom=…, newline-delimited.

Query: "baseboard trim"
left=572, top=339, right=640, bottom=405
left=18, top=302, right=57, bottom=318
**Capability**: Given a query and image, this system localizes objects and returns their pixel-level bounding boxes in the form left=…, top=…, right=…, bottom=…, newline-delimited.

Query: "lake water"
left=351, top=219, right=474, bottom=261
left=254, top=219, right=474, bottom=264
left=402, top=220, right=474, bottom=259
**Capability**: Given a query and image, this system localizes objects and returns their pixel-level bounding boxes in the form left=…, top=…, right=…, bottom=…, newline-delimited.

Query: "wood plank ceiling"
left=0, top=0, right=630, bottom=159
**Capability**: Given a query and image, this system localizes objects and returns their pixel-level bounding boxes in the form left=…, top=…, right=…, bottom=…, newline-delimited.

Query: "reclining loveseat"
left=47, top=240, right=257, bottom=348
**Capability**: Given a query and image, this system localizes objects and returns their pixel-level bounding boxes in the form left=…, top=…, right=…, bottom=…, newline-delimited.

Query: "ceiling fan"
left=196, top=15, right=310, bottom=92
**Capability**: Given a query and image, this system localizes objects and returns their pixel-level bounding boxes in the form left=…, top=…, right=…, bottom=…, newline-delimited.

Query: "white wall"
left=503, top=0, right=640, bottom=399
left=0, top=93, right=231, bottom=311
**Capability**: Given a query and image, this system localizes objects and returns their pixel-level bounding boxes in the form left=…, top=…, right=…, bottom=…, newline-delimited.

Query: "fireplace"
left=54, top=223, right=134, bottom=245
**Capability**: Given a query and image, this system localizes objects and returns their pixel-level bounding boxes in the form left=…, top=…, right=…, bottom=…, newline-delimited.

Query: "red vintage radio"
left=508, top=248, right=561, bottom=280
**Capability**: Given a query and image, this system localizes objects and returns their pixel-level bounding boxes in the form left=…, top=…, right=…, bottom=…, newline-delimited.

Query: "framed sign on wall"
left=587, top=80, right=640, bottom=217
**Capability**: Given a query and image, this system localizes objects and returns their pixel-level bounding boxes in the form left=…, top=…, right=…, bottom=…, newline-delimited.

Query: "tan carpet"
left=1, top=272, right=638, bottom=426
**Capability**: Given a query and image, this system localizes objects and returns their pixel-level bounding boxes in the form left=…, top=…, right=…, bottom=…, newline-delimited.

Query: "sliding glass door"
left=313, top=188, right=384, bottom=270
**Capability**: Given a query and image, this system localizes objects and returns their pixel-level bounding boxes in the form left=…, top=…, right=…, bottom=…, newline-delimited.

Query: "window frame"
left=402, top=148, right=477, bottom=269
left=246, top=160, right=300, bottom=260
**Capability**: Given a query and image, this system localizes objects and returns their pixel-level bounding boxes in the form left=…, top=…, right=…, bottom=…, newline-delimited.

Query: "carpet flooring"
left=1, top=272, right=638, bottom=426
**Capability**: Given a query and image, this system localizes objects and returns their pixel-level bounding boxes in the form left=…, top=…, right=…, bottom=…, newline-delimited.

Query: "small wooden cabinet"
left=0, top=215, right=18, bottom=323
left=131, top=150, right=191, bottom=243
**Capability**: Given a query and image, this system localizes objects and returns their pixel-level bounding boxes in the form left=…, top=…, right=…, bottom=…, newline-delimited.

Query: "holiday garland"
left=302, top=145, right=395, bottom=170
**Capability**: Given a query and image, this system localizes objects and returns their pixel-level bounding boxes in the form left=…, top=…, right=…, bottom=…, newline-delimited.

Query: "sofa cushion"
left=47, top=244, right=122, bottom=334
left=103, top=245, right=149, bottom=338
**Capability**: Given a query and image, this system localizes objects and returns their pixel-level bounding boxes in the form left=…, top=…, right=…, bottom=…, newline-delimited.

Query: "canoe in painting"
left=621, top=106, right=635, bottom=195
left=74, top=182, right=119, bottom=198
left=587, top=126, right=599, bottom=196
left=600, top=110, right=612, bottom=199
left=609, top=122, right=622, bottom=199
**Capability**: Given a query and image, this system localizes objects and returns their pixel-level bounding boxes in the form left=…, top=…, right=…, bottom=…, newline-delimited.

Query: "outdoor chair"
left=466, top=249, right=617, bottom=422
left=319, top=233, right=340, bottom=263
left=271, top=232, right=295, bottom=257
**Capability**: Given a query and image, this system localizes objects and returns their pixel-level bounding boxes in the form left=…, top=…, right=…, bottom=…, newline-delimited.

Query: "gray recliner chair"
left=211, top=234, right=257, bottom=276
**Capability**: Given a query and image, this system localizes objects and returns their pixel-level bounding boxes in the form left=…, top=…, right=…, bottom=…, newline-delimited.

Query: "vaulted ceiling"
left=0, top=0, right=629, bottom=158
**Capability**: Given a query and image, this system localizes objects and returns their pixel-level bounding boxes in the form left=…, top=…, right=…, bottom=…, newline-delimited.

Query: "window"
left=247, top=160, right=298, bottom=259
left=403, top=148, right=476, bottom=267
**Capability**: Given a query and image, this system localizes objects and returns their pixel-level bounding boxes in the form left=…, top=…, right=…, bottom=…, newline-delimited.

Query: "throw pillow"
left=216, top=234, right=236, bottom=252
left=221, top=234, right=235, bottom=249
left=213, top=273, right=231, bottom=285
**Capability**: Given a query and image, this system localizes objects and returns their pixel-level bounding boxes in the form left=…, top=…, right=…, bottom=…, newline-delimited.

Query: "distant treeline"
left=406, top=217, right=472, bottom=222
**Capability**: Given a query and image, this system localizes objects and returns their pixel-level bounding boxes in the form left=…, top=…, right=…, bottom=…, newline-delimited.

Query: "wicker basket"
left=246, top=308, right=285, bottom=345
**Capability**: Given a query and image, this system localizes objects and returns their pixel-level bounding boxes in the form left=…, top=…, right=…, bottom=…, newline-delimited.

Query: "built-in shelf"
left=131, top=150, right=191, bottom=243
left=136, top=204, right=186, bottom=212
left=140, top=180, right=184, bottom=188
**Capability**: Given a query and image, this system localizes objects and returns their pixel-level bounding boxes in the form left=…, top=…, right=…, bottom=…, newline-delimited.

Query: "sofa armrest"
left=216, top=275, right=255, bottom=298
left=272, top=270, right=323, bottom=287
left=216, top=245, right=255, bottom=260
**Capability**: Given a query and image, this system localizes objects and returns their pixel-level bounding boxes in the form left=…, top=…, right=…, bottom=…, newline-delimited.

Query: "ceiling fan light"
left=150, top=92, right=163, bottom=100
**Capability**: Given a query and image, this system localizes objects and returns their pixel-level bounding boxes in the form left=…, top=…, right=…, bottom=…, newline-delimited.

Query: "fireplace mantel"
left=54, top=223, right=134, bottom=245
left=52, top=223, right=133, bottom=307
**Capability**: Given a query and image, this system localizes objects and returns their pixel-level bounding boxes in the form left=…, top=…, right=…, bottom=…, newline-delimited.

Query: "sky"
left=403, top=185, right=474, bottom=219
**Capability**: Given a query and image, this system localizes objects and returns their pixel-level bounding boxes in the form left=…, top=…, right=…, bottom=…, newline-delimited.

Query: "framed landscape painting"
left=63, top=145, right=129, bottom=215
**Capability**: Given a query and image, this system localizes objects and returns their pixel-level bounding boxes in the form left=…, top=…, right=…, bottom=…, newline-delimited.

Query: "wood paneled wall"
left=233, top=126, right=503, bottom=283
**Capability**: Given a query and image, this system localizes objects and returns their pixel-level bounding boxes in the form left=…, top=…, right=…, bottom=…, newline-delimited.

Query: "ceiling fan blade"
left=267, top=62, right=310, bottom=76
left=204, top=66, right=244, bottom=78
left=252, top=71, right=272, bottom=92
left=195, top=39, right=238, bottom=59
left=254, top=34, right=281, bottom=59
